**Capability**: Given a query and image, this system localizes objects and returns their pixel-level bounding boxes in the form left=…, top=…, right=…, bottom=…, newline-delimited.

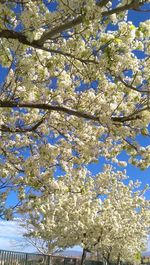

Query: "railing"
left=0, top=249, right=103, bottom=265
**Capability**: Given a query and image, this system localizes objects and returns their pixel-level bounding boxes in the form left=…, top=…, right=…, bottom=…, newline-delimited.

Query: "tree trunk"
left=81, top=248, right=87, bottom=265
left=116, top=253, right=121, bottom=265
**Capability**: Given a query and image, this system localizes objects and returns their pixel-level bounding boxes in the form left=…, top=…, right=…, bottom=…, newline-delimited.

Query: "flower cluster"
left=22, top=166, right=150, bottom=263
left=0, top=0, right=149, bottom=254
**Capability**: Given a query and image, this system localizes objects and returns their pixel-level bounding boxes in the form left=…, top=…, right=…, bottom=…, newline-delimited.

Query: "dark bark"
left=0, top=100, right=145, bottom=126
left=81, top=248, right=87, bottom=265
left=116, top=253, right=121, bottom=265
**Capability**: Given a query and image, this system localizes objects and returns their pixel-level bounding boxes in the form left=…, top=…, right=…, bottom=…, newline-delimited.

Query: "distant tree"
left=11, top=231, right=61, bottom=255
left=22, top=165, right=150, bottom=265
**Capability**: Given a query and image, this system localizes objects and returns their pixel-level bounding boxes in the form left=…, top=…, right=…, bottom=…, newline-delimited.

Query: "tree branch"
left=0, top=30, right=97, bottom=64
left=118, top=76, right=150, bottom=94
left=102, top=0, right=146, bottom=16
left=0, top=1, right=148, bottom=49
left=0, top=100, right=145, bottom=130
left=38, top=16, right=84, bottom=45
left=0, top=30, right=38, bottom=47
left=38, top=1, right=146, bottom=44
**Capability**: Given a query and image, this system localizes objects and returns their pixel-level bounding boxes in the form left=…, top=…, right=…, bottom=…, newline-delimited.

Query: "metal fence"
left=0, top=249, right=103, bottom=265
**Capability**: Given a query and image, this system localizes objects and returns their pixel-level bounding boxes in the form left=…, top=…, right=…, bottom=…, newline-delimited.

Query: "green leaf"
left=114, top=38, right=122, bottom=44
left=130, top=24, right=136, bottom=30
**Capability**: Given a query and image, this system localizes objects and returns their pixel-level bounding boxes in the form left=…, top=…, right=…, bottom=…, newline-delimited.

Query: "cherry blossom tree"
left=0, top=0, right=150, bottom=216
left=21, top=165, right=150, bottom=265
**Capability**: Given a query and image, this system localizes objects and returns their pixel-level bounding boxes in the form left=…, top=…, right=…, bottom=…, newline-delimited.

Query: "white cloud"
left=0, top=221, right=22, bottom=238
left=0, top=221, right=36, bottom=252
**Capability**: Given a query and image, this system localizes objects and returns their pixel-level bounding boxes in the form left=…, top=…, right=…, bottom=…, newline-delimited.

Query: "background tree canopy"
left=0, top=0, right=150, bottom=260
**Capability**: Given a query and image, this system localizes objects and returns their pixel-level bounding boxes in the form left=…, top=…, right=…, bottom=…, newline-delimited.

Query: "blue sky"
left=0, top=1, right=150, bottom=253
